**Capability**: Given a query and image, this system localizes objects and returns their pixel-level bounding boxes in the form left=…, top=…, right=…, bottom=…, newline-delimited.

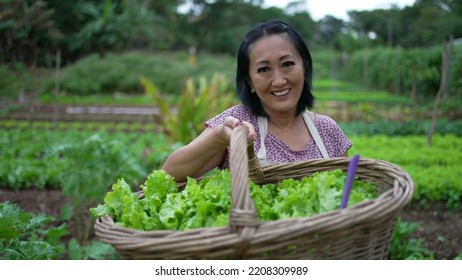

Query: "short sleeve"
left=205, top=105, right=257, bottom=129
left=315, top=114, right=352, bottom=157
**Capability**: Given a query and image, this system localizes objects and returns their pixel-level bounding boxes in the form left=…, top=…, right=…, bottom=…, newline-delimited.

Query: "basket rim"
left=95, top=156, right=414, bottom=234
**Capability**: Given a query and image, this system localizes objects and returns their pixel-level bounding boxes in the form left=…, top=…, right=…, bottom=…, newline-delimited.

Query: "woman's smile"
left=271, top=88, right=290, bottom=97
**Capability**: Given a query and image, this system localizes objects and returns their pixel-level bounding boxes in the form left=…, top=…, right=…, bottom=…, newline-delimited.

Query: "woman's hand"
left=215, top=116, right=257, bottom=146
left=162, top=116, right=257, bottom=182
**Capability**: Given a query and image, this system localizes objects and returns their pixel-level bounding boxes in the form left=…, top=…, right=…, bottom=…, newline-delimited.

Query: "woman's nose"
left=272, top=69, right=286, bottom=87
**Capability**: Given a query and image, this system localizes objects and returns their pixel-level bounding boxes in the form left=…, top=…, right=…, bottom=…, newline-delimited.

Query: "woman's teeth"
left=272, top=89, right=290, bottom=96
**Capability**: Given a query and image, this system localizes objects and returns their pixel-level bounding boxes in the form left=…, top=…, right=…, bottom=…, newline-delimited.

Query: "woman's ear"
left=248, top=80, right=255, bottom=93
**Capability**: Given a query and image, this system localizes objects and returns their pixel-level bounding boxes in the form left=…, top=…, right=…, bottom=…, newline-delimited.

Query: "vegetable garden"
left=1, top=51, right=461, bottom=260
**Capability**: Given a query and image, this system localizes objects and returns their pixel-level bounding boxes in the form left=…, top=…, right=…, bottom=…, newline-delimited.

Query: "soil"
left=1, top=187, right=461, bottom=260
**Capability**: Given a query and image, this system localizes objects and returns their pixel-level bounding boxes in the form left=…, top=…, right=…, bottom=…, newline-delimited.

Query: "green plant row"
left=0, top=129, right=175, bottom=191
left=313, top=78, right=413, bottom=104
left=3, top=117, right=460, bottom=139
left=0, top=128, right=178, bottom=244
left=2, top=129, right=460, bottom=211
left=39, top=94, right=153, bottom=105
left=341, top=119, right=462, bottom=137
left=0, top=120, right=157, bottom=133
left=1, top=129, right=460, bottom=259
left=316, top=91, right=412, bottom=104
left=349, top=134, right=462, bottom=211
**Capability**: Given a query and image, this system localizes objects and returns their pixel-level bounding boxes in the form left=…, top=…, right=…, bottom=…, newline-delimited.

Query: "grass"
left=313, top=79, right=413, bottom=104
left=0, top=120, right=157, bottom=133
left=315, top=90, right=413, bottom=104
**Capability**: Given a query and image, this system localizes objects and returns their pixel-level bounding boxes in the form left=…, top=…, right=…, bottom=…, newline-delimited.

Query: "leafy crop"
left=0, top=129, right=173, bottom=190
left=91, top=169, right=378, bottom=231
left=341, top=119, right=462, bottom=136
left=0, top=202, right=67, bottom=260
left=0, top=202, right=119, bottom=260
left=349, top=134, right=462, bottom=211
left=49, top=134, right=146, bottom=243
left=389, top=219, right=434, bottom=260
left=67, top=238, right=119, bottom=260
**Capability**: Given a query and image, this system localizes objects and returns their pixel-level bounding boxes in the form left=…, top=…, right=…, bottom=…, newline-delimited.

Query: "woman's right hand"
left=215, top=116, right=257, bottom=146
left=162, top=116, right=257, bottom=182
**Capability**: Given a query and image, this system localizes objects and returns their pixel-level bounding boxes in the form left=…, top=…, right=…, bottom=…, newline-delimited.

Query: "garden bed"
left=1, top=187, right=460, bottom=260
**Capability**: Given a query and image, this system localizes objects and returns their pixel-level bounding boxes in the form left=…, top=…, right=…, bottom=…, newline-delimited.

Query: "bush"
left=0, top=63, right=31, bottom=100
left=345, top=45, right=462, bottom=99
left=141, top=73, right=238, bottom=144
left=41, top=51, right=236, bottom=96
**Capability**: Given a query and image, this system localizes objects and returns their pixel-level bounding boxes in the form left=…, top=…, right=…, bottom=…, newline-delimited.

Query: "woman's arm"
left=161, top=117, right=256, bottom=182
left=161, top=126, right=227, bottom=182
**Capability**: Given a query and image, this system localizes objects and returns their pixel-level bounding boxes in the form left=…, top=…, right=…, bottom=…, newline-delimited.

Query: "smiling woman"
left=161, top=19, right=351, bottom=182
left=247, top=34, right=306, bottom=116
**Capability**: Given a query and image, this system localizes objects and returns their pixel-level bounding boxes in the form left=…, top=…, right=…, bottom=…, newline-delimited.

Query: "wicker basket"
left=94, top=125, right=414, bottom=259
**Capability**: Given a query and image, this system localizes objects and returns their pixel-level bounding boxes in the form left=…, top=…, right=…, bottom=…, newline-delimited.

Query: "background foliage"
left=1, top=0, right=461, bottom=102
left=1, top=0, right=461, bottom=65
left=0, top=0, right=461, bottom=260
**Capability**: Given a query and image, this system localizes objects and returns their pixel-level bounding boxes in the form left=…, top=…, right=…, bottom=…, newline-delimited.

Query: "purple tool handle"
left=340, top=154, right=360, bottom=209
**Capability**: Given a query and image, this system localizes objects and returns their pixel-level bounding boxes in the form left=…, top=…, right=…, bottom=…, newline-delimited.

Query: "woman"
left=162, top=19, right=352, bottom=182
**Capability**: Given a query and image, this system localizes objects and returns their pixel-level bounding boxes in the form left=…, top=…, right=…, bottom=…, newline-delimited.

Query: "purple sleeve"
left=205, top=105, right=256, bottom=128
left=316, top=115, right=352, bottom=157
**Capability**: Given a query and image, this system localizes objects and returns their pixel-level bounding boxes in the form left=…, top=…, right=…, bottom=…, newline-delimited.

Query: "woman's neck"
left=266, top=112, right=311, bottom=151
left=267, top=113, right=302, bottom=133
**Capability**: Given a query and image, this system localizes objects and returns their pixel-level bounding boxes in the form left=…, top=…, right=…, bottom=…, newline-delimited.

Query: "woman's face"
left=248, top=34, right=305, bottom=117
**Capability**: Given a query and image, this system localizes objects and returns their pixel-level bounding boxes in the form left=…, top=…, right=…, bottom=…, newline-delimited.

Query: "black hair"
left=236, top=19, right=314, bottom=116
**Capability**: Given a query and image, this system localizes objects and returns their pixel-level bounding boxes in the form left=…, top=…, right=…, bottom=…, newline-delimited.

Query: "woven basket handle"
left=229, top=125, right=258, bottom=254
left=246, top=142, right=266, bottom=185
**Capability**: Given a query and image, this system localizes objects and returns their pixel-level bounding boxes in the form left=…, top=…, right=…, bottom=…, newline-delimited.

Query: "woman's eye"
left=257, top=66, right=270, bottom=73
left=282, top=61, right=295, bottom=68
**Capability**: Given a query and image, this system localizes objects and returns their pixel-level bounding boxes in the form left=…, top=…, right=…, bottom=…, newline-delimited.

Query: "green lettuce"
left=90, top=169, right=378, bottom=231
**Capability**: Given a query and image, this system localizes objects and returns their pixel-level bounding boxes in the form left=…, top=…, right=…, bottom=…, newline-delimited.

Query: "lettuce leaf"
left=90, top=169, right=378, bottom=231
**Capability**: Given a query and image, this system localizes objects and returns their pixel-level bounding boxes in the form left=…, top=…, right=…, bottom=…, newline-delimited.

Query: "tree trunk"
left=442, top=36, right=453, bottom=101
left=428, top=41, right=450, bottom=147
left=363, top=48, right=369, bottom=88
left=411, top=77, right=416, bottom=101
left=53, top=49, right=61, bottom=129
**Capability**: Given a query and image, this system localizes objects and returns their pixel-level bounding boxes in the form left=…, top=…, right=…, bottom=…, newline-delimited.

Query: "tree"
left=0, top=0, right=61, bottom=65
left=314, top=15, right=345, bottom=48
left=400, top=0, right=461, bottom=47
left=287, top=10, right=316, bottom=46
